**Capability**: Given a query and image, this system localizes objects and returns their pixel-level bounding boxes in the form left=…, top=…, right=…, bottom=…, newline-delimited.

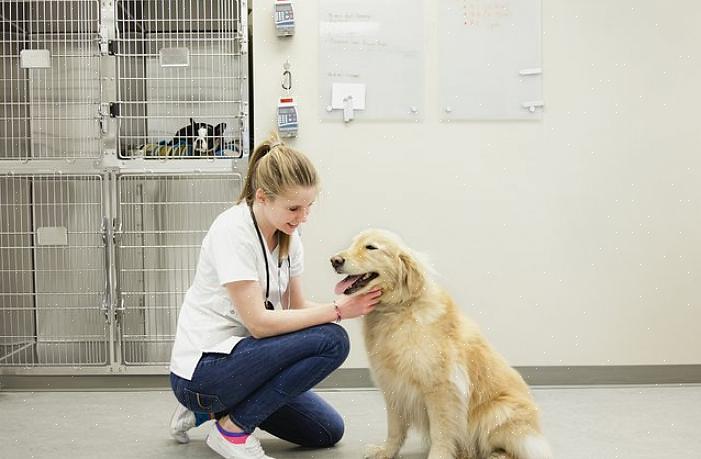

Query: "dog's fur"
left=331, top=230, right=552, bottom=459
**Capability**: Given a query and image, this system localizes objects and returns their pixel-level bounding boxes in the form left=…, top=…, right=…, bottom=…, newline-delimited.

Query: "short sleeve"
left=207, top=218, right=259, bottom=286
left=289, top=230, right=304, bottom=277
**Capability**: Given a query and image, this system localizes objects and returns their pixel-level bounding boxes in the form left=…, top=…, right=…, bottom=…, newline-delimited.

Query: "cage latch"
left=112, top=217, right=124, bottom=324
left=112, top=217, right=123, bottom=244
left=99, top=34, right=117, bottom=56
left=98, top=103, right=118, bottom=134
left=99, top=33, right=108, bottom=55
left=101, top=291, right=111, bottom=322
left=100, top=216, right=111, bottom=321
left=109, top=103, right=120, bottom=118
left=101, top=216, right=109, bottom=244
left=115, top=298, right=125, bottom=316
left=98, top=105, right=108, bottom=134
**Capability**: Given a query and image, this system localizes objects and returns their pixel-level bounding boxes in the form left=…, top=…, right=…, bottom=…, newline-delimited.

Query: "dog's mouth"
left=334, top=272, right=379, bottom=295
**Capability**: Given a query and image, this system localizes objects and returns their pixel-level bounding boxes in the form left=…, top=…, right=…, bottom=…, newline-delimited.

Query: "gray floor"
left=1, top=386, right=700, bottom=458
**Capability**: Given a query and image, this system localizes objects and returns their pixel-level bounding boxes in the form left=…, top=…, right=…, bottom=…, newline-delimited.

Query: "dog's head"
left=188, top=119, right=226, bottom=154
left=331, top=229, right=426, bottom=304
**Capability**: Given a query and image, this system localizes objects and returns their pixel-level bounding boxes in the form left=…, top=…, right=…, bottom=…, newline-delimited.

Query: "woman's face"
left=261, top=186, right=317, bottom=235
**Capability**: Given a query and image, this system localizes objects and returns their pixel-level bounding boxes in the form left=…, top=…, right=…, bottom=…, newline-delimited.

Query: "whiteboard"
left=438, top=0, right=543, bottom=120
left=319, top=0, right=424, bottom=121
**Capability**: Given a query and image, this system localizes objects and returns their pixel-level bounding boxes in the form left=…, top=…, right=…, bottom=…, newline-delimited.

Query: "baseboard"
left=516, top=365, right=701, bottom=386
left=322, top=365, right=701, bottom=388
left=1, top=365, right=700, bottom=391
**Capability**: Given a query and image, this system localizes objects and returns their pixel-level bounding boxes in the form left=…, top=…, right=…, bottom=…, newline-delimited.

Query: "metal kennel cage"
left=116, top=173, right=241, bottom=366
left=114, top=0, right=248, bottom=159
left=0, top=174, right=108, bottom=367
left=0, top=0, right=249, bottom=376
left=0, top=0, right=102, bottom=160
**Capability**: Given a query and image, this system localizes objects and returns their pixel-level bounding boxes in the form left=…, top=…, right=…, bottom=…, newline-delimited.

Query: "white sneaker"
left=169, top=402, right=196, bottom=444
left=206, top=424, right=275, bottom=459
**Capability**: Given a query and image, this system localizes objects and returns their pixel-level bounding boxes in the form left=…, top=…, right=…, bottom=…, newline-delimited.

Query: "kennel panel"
left=0, top=174, right=108, bottom=367
left=0, top=175, right=35, bottom=365
left=115, top=0, right=248, bottom=159
left=0, top=1, right=101, bottom=160
left=117, top=173, right=241, bottom=365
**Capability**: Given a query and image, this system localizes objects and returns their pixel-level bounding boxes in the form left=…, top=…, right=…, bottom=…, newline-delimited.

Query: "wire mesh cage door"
left=116, top=173, right=241, bottom=365
left=0, top=174, right=109, bottom=367
left=0, top=1, right=102, bottom=160
left=114, top=0, right=248, bottom=159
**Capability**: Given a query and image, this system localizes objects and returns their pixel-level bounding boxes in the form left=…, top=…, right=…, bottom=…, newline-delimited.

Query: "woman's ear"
left=256, top=188, right=273, bottom=204
left=255, top=188, right=268, bottom=204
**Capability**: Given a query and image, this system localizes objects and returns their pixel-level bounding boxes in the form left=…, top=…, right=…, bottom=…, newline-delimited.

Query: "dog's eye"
left=365, top=244, right=378, bottom=250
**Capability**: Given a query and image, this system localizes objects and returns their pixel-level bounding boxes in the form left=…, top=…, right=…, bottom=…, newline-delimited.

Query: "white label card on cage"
left=160, top=47, right=190, bottom=67
left=20, top=49, right=51, bottom=69
left=331, top=83, right=366, bottom=110
left=37, top=226, right=68, bottom=246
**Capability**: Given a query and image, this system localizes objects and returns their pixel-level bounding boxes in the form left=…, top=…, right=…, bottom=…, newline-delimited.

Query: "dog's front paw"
left=364, top=443, right=396, bottom=459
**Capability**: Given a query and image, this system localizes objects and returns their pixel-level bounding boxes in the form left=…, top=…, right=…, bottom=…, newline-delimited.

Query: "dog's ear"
left=214, top=122, right=226, bottom=137
left=399, top=251, right=424, bottom=299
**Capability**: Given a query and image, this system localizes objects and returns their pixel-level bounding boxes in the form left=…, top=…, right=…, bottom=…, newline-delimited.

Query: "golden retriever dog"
left=331, top=229, right=552, bottom=459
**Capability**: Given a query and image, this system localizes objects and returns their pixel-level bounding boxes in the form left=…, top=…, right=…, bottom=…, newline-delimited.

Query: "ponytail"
left=238, top=132, right=282, bottom=206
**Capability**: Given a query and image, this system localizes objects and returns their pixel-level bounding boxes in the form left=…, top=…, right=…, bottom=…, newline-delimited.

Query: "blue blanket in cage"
left=128, top=140, right=241, bottom=158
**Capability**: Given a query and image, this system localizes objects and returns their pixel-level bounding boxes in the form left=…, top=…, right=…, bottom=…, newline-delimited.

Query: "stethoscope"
left=249, top=206, right=290, bottom=310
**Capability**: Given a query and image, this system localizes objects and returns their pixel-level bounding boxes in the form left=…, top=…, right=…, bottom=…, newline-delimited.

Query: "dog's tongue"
left=334, top=275, right=361, bottom=295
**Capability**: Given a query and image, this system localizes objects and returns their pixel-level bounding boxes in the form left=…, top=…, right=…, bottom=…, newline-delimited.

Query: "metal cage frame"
left=0, top=0, right=249, bottom=376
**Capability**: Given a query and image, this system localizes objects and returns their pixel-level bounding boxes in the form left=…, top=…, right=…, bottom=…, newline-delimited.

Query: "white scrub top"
left=169, top=202, right=304, bottom=380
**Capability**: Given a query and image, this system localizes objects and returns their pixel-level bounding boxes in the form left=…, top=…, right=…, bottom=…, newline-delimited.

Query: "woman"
left=168, top=133, right=381, bottom=459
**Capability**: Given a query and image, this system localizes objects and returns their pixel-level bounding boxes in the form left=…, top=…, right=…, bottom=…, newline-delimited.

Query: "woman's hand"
left=336, top=288, right=382, bottom=320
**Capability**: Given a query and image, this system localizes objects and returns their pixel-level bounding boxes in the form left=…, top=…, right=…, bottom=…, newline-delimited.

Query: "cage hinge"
left=100, top=216, right=109, bottom=244
left=109, top=297, right=125, bottom=325
left=112, top=217, right=122, bottom=244
left=109, top=102, right=120, bottom=118
left=108, top=40, right=118, bottom=56
left=98, top=104, right=108, bottom=134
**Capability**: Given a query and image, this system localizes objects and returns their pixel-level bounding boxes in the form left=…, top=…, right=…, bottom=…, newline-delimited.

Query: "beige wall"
left=252, top=1, right=701, bottom=367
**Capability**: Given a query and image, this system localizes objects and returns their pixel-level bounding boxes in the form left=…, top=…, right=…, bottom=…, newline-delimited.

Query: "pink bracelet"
left=333, top=301, right=342, bottom=323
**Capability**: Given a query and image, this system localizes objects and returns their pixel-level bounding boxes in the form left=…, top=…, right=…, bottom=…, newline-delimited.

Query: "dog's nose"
left=330, top=256, right=345, bottom=270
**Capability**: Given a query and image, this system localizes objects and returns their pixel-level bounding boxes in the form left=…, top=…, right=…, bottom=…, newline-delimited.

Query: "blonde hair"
left=237, top=132, right=318, bottom=260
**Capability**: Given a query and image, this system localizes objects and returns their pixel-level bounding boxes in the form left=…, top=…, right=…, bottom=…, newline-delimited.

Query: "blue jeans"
left=170, top=323, right=350, bottom=447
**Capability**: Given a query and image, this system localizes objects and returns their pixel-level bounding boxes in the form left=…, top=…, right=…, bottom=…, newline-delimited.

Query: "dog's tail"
left=500, top=432, right=553, bottom=459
